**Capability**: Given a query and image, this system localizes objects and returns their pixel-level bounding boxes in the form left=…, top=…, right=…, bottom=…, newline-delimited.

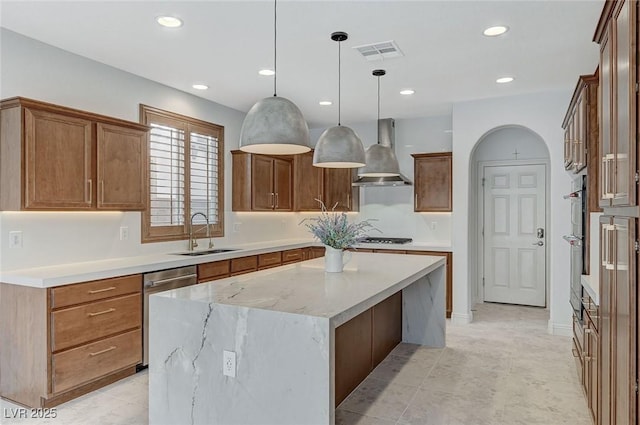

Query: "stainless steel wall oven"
left=564, top=176, right=587, bottom=322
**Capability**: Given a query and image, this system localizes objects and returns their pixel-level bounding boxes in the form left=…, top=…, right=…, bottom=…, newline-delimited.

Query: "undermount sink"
left=173, top=248, right=238, bottom=256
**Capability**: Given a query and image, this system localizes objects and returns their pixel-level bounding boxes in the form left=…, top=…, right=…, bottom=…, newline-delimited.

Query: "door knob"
left=532, top=241, right=544, bottom=246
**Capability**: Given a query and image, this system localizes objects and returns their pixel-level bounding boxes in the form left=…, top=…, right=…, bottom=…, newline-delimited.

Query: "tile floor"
left=1, top=303, right=590, bottom=425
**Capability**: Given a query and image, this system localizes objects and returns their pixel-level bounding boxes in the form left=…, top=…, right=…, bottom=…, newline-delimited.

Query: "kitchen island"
left=148, top=252, right=445, bottom=425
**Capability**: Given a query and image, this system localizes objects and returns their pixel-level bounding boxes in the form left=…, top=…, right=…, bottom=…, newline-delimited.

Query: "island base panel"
left=402, top=267, right=446, bottom=347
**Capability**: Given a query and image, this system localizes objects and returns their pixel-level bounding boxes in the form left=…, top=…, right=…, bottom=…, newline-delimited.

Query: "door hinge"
left=635, top=241, right=640, bottom=252
left=482, top=178, right=486, bottom=187
left=635, top=380, right=639, bottom=393
left=482, top=277, right=485, bottom=287
left=635, top=172, right=639, bottom=183
left=636, top=82, right=639, bottom=93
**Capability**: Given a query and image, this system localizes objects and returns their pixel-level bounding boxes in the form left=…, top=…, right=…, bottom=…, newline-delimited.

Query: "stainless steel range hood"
left=352, top=118, right=412, bottom=186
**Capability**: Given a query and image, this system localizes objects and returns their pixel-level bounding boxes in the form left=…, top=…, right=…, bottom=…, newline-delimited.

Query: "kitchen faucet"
left=189, top=212, right=214, bottom=251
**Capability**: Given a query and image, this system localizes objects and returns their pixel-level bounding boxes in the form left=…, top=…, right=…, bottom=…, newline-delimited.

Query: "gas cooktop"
left=359, top=237, right=413, bottom=245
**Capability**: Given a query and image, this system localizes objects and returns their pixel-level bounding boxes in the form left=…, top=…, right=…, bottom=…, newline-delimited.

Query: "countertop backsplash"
left=0, top=207, right=452, bottom=271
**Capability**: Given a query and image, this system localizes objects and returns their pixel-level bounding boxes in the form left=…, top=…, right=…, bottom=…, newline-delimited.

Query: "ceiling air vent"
left=353, top=40, right=404, bottom=61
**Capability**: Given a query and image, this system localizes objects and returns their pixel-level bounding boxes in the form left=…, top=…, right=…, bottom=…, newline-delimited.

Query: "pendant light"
left=358, top=69, right=400, bottom=177
left=313, top=31, right=366, bottom=168
left=239, top=0, right=310, bottom=155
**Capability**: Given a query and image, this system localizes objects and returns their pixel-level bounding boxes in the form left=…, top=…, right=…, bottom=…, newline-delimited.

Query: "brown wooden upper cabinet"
left=323, top=168, right=359, bottom=212
left=562, top=73, right=598, bottom=175
left=238, top=149, right=359, bottom=212
left=412, top=152, right=452, bottom=212
left=562, top=73, right=600, bottom=214
left=232, top=150, right=293, bottom=211
left=596, top=0, right=637, bottom=208
left=0, top=97, right=148, bottom=211
left=293, top=150, right=324, bottom=211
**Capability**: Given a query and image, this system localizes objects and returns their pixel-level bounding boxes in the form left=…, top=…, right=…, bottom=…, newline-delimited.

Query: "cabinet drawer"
left=52, top=329, right=141, bottom=394
left=282, top=249, right=303, bottom=264
left=231, top=256, right=258, bottom=274
left=52, top=293, right=141, bottom=352
left=198, top=260, right=230, bottom=282
left=50, top=274, right=141, bottom=309
left=258, top=252, right=282, bottom=269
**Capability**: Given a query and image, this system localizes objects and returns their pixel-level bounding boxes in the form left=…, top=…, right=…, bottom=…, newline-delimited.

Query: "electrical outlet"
left=8, top=231, right=23, bottom=248
left=431, top=222, right=437, bottom=230
left=119, top=226, right=129, bottom=241
left=233, top=222, right=242, bottom=233
left=223, top=350, right=236, bottom=378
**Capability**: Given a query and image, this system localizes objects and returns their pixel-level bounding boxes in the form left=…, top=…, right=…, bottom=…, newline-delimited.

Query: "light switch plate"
left=119, top=226, right=129, bottom=241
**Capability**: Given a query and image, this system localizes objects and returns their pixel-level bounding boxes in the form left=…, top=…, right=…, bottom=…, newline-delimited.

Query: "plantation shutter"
left=190, top=128, right=220, bottom=226
left=141, top=105, right=225, bottom=242
left=149, top=123, right=186, bottom=227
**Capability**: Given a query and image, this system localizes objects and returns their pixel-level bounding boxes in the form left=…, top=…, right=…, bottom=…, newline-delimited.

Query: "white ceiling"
left=1, top=1, right=603, bottom=128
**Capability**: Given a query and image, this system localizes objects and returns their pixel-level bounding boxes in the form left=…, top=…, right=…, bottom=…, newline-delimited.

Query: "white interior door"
left=483, top=164, right=546, bottom=306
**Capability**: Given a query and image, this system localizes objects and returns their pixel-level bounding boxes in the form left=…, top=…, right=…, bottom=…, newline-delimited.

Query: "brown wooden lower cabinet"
left=230, top=255, right=258, bottom=276
left=335, top=292, right=403, bottom=407
left=258, top=252, right=282, bottom=270
left=0, top=275, right=142, bottom=408
left=198, top=260, right=230, bottom=283
left=335, top=308, right=373, bottom=406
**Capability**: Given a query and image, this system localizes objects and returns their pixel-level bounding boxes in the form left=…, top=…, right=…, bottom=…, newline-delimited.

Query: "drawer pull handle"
left=87, top=308, right=116, bottom=317
left=88, top=286, right=116, bottom=294
left=89, top=346, right=116, bottom=357
left=572, top=348, right=580, bottom=358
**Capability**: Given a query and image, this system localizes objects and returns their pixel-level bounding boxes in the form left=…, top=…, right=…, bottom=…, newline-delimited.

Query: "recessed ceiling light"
left=496, top=77, right=514, bottom=84
left=483, top=26, right=509, bottom=37
left=319, top=101, right=333, bottom=106
left=258, top=69, right=275, bottom=76
left=400, top=89, right=415, bottom=95
left=192, top=84, right=208, bottom=90
left=156, top=16, right=183, bottom=28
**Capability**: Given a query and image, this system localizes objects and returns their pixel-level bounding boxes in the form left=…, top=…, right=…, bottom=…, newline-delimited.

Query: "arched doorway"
left=468, top=125, right=551, bottom=307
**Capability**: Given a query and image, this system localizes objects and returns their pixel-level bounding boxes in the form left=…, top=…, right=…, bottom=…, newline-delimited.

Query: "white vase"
left=324, top=245, right=352, bottom=273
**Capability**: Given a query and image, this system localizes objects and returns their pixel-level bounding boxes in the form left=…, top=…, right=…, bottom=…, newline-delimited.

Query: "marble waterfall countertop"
left=149, top=252, right=446, bottom=425
left=153, top=252, right=445, bottom=327
left=0, top=238, right=451, bottom=289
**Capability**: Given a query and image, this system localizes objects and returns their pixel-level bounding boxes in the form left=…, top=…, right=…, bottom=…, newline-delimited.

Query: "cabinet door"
left=294, top=151, right=323, bottom=211
left=613, top=216, right=636, bottom=425
left=575, top=93, right=587, bottom=172
left=24, top=108, right=93, bottom=209
left=96, top=123, right=147, bottom=210
left=323, top=168, right=358, bottom=211
left=273, top=158, right=292, bottom=211
left=600, top=25, right=614, bottom=208
left=599, top=215, right=613, bottom=425
left=413, top=153, right=452, bottom=212
left=564, top=127, right=573, bottom=170
left=251, top=155, right=275, bottom=210
left=613, top=0, right=636, bottom=207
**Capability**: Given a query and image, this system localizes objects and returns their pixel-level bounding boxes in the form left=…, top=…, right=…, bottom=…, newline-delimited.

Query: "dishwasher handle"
left=145, top=273, right=198, bottom=288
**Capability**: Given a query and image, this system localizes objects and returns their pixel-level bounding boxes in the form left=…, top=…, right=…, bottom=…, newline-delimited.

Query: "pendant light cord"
left=377, top=74, right=380, bottom=122
left=338, top=38, right=341, bottom=126
left=273, top=0, right=277, bottom=97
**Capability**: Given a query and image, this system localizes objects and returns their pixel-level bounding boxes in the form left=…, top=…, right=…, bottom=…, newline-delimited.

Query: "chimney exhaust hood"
left=352, top=118, right=412, bottom=187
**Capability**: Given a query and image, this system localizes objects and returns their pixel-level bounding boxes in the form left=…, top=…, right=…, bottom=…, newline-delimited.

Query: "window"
left=140, top=105, right=224, bottom=242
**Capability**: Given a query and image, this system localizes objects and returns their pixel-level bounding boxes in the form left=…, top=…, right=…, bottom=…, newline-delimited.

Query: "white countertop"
left=154, top=252, right=445, bottom=327
left=581, top=274, right=599, bottom=305
left=352, top=241, right=452, bottom=252
left=0, top=239, right=450, bottom=288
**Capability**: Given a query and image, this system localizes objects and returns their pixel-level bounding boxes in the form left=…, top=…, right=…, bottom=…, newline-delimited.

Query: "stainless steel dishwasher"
left=142, top=265, right=197, bottom=366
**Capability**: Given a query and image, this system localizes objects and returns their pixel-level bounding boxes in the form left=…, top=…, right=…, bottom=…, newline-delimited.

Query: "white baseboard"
left=450, top=311, right=473, bottom=325
left=547, top=320, right=572, bottom=337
